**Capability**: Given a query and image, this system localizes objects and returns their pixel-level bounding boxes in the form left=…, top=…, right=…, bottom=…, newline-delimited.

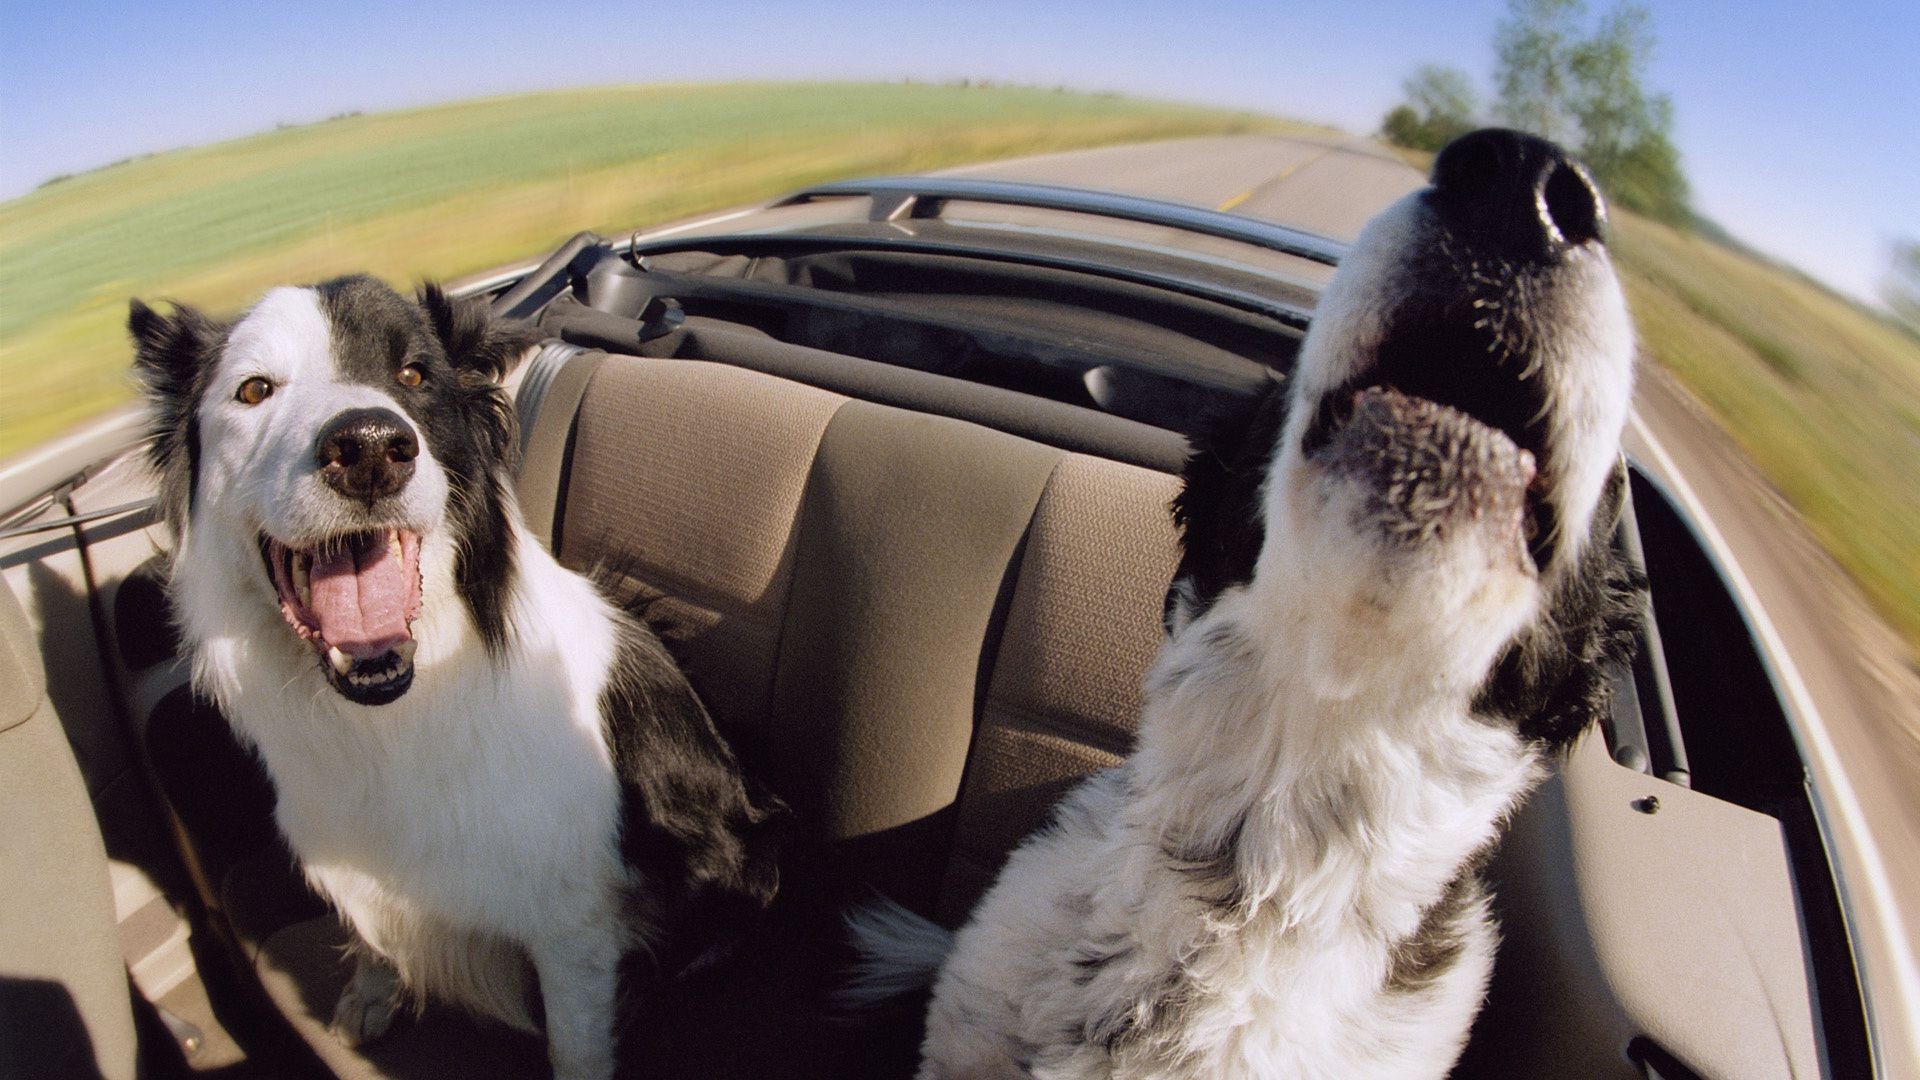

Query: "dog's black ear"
left=418, top=284, right=540, bottom=384
left=130, top=299, right=220, bottom=405
left=1166, top=376, right=1290, bottom=631
left=129, top=299, right=223, bottom=531
left=1482, top=461, right=1648, bottom=748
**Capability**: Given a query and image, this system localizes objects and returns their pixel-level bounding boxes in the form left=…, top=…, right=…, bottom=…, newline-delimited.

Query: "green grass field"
left=0, top=81, right=1293, bottom=454
left=4, top=82, right=1915, bottom=655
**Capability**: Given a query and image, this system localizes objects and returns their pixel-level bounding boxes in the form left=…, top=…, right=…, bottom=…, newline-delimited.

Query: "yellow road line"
left=1215, top=150, right=1330, bottom=211
left=1216, top=187, right=1256, bottom=211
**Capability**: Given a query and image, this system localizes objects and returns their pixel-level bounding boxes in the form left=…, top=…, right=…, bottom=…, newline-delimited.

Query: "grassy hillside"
left=1609, top=215, right=1920, bottom=653
left=0, top=81, right=1293, bottom=455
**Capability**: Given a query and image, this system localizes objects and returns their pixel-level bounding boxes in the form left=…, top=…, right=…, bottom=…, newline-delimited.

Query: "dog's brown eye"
left=235, top=377, right=274, bottom=405
left=396, top=364, right=426, bottom=388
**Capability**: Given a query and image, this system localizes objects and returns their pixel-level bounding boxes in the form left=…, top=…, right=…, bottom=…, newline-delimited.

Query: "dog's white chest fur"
left=921, top=590, right=1540, bottom=1080
left=184, top=516, right=637, bottom=988
left=217, top=531, right=629, bottom=940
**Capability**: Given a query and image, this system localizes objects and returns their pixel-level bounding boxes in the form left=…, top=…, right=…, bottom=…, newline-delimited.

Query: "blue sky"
left=3, top=0, right=1915, bottom=304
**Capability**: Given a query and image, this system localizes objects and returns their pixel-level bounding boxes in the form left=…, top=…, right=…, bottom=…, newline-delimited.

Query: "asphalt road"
left=956, top=131, right=1920, bottom=1038
left=948, top=132, right=1423, bottom=241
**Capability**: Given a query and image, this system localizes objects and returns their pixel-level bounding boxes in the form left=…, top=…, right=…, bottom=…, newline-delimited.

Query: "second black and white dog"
left=131, top=277, right=779, bottom=1080
left=849, top=130, right=1645, bottom=1077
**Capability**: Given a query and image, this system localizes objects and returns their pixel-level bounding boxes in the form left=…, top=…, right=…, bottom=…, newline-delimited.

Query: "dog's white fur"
left=852, top=184, right=1635, bottom=1078
left=167, top=288, right=634, bottom=1080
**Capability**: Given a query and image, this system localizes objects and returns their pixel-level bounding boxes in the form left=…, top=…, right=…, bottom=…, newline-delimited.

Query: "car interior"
left=0, top=209, right=1868, bottom=1079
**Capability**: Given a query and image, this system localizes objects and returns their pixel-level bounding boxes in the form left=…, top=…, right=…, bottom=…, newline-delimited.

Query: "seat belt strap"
left=513, top=342, right=606, bottom=553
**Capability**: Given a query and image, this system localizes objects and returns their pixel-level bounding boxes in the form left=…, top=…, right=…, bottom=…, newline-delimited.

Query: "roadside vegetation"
left=1382, top=0, right=1689, bottom=226
left=0, top=81, right=1293, bottom=457
left=1609, top=215, right=1920, bottom=655
left=1885, top=238, right=1920, bottom=335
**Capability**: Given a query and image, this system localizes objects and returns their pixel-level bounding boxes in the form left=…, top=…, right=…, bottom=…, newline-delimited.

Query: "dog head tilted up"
left=132, top=277, right=536, bottom=706
left=1173, top=128, right=1643, bottom=741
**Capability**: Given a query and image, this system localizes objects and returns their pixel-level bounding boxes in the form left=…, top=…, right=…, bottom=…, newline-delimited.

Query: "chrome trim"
left=775, top=177, right=1348, bottom=266
left=0, top=406, right=148, bottom=520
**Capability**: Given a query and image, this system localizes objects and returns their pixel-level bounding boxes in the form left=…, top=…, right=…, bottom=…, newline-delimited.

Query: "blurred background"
left=4, top=2, right=1915, bottom=785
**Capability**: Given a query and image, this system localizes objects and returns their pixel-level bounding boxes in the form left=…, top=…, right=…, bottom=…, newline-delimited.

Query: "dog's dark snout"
left=1432, top=128, right=1604, bottom=253
left=315, top=407, right=417, bottom=501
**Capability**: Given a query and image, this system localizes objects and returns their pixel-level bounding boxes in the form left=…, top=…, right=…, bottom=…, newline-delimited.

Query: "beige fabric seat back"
left=0, top=577, right=139, bottom=1079
left=537, top=353, right=1180, bottom=920
left=935, top=454, right=1178, bottom=922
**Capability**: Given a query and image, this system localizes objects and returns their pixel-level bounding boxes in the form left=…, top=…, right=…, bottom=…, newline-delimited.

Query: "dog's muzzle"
left=1301, top=130, right=1609, bottom=572
left=264, top=529, right=423, bottom=706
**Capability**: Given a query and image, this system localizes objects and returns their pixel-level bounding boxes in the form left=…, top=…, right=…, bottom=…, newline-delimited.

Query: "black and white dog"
left=131, top=277, right=779, bottom=1080
left=850, top=130, right=1645, bottom=1077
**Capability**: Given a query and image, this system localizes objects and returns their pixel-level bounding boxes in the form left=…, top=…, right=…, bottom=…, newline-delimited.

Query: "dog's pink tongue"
left=309, top=535, right=411, bottom=660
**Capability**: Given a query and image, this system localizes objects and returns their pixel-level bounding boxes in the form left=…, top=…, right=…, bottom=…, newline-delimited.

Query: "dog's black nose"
left=315, top=408, right=417, bottom=501
left=1430, top=128, right=1605, bottom=254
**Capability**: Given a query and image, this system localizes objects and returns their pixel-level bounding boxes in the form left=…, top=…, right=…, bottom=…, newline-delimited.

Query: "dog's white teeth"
left=389, top=534, right=403, bottom=561
left=394, top=640, right=417, bottom=664
left=293, top=557, right=311, bottom=607
left=328, top=647, right=354, bottom=676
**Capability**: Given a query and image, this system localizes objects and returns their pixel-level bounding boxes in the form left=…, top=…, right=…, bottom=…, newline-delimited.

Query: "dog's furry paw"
left=330, top=960, right=402, bottom=1047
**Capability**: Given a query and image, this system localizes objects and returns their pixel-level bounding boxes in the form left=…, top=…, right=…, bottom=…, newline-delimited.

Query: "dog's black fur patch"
left=130, top=299, right=225, bottom=527
left=1383, top=867, right=1484, bottom=997
left=1473, top=463, right=1646, bottom=745
left=1069, top=936, right=1135, bottom=987
left=1165, top=377, right=1288, bottom=631
left=1083, top=962, right=1199, bottom=1060
left=316, top=276, right=534, bottom=653
left=597, top=612, right=785, bottom=978
left=1161, top=812, right=1250, bottom=913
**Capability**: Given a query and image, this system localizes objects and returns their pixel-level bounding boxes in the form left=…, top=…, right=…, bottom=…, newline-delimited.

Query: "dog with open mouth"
left=131, top=277, right=779, bottom=1080
left=846, top=129, right=1646, bottom=1078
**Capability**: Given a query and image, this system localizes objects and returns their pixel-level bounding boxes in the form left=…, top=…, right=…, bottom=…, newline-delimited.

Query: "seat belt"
left=513, top=342, right=606, bottom=553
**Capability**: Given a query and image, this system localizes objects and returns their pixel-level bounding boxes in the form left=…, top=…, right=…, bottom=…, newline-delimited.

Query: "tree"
left=1410, top=65, right=1481, bottom=146
left=1382, top=65, right=1482, bottom=151
left=1492, top=0, right=1587, bottom=146
left=1886, top=239, right=1920, bottom=331
left=1566, top=3, right=1654, bottom=184
left=1490, top=0, right=1690, bottom=223
left=1380, top=105, right=1425, bottom=150
left=1603, top=96, right=1690, bottom=225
